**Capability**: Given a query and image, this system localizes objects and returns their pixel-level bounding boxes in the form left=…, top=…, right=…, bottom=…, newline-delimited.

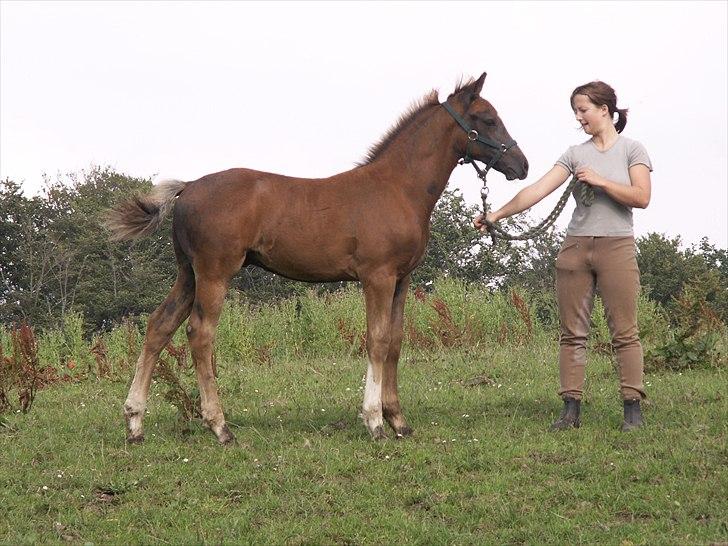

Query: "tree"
left=0, top=178, right=58, bottom=327
left=636, top=233, right=728, bottom=323
left=1, top=168, right=176, bottom=332
left=414, top=188, right=564, bottom=293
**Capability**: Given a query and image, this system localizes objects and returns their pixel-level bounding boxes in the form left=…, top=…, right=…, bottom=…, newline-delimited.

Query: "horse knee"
left=367, top=330, right=392, bottom=359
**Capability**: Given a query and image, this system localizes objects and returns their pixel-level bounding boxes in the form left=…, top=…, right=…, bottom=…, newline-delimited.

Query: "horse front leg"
left=361, top=272, right=397, bottom=440
left=382, top=274, right=413, bottom=438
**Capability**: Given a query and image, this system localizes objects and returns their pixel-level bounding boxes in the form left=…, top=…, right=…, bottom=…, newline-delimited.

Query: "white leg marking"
left=124, top=396, right=145, bottom=438
left=124, top=349, right=153, bottom=439
left=362, top=359, right=383, bottom=431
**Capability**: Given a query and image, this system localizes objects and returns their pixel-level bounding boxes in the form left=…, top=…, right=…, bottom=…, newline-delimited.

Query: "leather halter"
left=441, top=101, right=518, bottom=182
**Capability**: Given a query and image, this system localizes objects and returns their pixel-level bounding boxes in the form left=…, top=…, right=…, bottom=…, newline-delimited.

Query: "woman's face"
left=572, top=94, right=609, bottom=135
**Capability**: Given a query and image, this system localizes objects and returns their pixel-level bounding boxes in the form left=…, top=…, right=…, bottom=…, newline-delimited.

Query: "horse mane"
left=358, top=89, right=440, bottom=166
left=449, top=75, right=476, bottom=97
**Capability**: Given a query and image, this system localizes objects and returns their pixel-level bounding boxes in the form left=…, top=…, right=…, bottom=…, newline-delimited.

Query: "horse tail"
left=105, top=179, right=188, bottom=241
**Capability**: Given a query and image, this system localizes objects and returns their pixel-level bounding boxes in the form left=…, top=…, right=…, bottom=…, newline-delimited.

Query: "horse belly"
left=250, top=236, right=358, bottom=283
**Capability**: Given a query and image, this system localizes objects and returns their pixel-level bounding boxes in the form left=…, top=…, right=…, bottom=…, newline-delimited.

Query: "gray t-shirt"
left=555, top=135, right=653, bottom=236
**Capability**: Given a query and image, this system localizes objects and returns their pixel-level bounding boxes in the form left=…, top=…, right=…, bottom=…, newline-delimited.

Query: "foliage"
left=5, top=279, right=723, bottom=394
left=413, top=188, right=565, bottom=293
left=645, top=274, right=727, bottom=371
left=0, top=168, right=176, bottom=332
left=637, top=233, right=728, bottom=323
left=153, top=343, right=201, bottom=430
left=412, top=189, right=492, bottom=286
left=0, top=324, right=42, bottom=417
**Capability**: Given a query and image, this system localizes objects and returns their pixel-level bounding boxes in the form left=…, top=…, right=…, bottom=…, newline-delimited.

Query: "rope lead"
left=484, top=177, right=594, bottom=242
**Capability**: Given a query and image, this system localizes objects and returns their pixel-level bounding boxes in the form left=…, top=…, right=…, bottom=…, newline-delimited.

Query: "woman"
left=474, top=81, right=652, bottom=432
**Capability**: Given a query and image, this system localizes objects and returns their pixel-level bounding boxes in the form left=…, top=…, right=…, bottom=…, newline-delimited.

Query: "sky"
left=1, top=1, right=726, bottom=248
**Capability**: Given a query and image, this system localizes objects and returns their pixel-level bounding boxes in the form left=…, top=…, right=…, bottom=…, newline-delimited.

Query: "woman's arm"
left=574, top=164, right=652, bottom=209
left=474, top=165, right=571, bottom=230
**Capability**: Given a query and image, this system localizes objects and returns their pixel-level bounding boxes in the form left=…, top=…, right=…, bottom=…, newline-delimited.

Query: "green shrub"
left=645, top=277, right=727, bottom=371
left=34, top=312, right=92, bottom=377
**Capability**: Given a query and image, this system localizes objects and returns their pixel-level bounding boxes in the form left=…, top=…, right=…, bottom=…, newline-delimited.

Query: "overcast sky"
left=2, top=1, right=726, bottom=248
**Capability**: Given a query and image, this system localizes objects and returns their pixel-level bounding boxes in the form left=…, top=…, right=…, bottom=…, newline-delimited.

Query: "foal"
left=107, top=72, right=528, bottom=444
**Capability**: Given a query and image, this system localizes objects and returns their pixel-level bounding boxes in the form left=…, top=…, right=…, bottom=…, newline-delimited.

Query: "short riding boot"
left=621, top=399, right=643, bottom=432
left=550, top=397, right=581, bottom=431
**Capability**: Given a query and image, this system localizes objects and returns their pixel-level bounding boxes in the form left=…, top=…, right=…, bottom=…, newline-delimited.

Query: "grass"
left=1, top=337, right=726, bottom=545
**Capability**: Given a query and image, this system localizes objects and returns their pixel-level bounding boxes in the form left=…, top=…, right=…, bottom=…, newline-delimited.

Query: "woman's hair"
left=570, top=81, right=628, bottom=133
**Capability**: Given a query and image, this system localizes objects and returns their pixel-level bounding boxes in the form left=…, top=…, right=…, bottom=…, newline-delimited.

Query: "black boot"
left=550, top=397, right=581, bottom=430
left=621, top=399, right=643, bottom=432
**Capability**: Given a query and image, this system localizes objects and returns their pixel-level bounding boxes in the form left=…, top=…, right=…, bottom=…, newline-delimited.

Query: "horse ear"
left=472, top=72, right=487, bottom=95
left=454, top=72, right=487, bottom=104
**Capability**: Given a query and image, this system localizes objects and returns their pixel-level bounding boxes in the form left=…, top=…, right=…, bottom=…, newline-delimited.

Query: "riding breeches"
left=555, top=235, right=645, bottom=401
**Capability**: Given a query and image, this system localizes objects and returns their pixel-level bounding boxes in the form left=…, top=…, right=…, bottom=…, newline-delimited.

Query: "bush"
left=645, top=276, right=727, bottom=371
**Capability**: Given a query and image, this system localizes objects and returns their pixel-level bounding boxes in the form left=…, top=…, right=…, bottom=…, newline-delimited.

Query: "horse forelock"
left=358, top=89, right=440, bottom=166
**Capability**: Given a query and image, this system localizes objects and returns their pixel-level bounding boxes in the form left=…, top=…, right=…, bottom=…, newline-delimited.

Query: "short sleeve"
left=555, top=146, right=575, bottom=174
left=628, top=140, right=653, bottom=172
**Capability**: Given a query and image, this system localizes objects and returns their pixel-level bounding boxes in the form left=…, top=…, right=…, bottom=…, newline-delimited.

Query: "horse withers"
left=106, top=72, right=528, bottom=444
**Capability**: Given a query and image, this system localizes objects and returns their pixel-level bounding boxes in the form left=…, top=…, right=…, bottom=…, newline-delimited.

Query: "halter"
left=442, top=101, right=518, bottom=242
left=442, top=101, right=518, bottom=183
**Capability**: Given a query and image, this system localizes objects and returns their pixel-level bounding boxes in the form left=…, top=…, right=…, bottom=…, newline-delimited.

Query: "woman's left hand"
left=575, top=166, right=607, bottom=188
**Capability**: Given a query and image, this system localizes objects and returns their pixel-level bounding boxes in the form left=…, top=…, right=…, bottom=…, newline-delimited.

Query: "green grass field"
left=1, top=337, right=726, bottom=545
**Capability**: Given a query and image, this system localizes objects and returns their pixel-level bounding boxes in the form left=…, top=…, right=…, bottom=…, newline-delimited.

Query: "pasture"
left=1, top=283, right=726, bottom=544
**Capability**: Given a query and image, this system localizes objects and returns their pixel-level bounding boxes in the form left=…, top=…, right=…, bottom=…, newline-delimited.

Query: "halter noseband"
left=442, top=101, right=517, bottom=182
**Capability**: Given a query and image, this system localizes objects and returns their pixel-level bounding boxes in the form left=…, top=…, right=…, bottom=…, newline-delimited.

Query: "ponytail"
left=614, top=107, right=628, bottom=133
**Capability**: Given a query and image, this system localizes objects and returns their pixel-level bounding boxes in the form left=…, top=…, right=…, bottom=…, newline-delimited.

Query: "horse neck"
left=371, top=106, right=461, bottom=217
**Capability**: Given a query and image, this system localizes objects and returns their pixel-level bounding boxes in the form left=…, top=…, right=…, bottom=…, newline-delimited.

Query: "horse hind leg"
left=124, top=262, right=195, bottom=443
left=187, top=272, right=235, bottom=445
left=382, top=275, right=413, bottom=438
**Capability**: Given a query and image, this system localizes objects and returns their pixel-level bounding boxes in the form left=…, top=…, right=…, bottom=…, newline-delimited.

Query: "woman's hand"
left=575, top=166, right=607, bottom=188
left=473, top=212, right=498, bottom=232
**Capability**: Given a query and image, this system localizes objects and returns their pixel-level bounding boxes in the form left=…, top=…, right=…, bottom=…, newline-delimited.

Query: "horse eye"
left=471, top=114, right=496, bottom=127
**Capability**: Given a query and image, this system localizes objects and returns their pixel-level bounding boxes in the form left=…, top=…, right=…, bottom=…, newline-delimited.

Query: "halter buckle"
left=467, top=129, right=479, bottom=141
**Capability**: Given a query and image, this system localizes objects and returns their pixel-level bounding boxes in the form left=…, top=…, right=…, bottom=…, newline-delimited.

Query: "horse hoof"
left=126, top=434, right=144, bottom=444
left=395, top=425, right=414, bottom=438
left=217, top=425, right=236, bottom=445
left=370, top=425, right=387, bottom=441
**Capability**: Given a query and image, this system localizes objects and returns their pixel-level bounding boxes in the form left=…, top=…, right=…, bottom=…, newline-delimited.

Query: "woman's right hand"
left=473, top=212, right=498, bottom=232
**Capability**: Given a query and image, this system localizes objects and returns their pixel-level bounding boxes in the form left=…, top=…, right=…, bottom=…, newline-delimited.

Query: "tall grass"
left=0, top=278, right=724, bottom=387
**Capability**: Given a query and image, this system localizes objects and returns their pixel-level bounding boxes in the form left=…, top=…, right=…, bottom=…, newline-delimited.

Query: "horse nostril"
left=523, top=158, right=529, bottom=173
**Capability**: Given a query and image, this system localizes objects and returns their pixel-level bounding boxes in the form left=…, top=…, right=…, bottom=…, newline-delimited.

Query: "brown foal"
left=106, top=73, right=528, bottom=444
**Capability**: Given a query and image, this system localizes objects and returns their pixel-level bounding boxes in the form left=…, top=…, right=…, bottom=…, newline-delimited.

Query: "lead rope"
left=482, top=176, right=595, bottom=242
